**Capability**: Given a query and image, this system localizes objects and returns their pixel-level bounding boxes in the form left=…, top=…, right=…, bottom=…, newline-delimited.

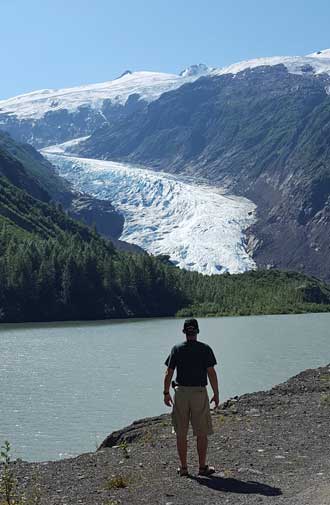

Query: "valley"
left=2, top=48, right=330, bottom=280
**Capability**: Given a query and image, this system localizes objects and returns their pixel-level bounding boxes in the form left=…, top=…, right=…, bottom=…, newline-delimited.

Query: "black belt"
left=172, top=381, right=205, bottom=388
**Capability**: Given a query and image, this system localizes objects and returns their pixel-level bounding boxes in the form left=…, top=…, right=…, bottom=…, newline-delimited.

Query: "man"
left=163, top=318, right=219, bottom=477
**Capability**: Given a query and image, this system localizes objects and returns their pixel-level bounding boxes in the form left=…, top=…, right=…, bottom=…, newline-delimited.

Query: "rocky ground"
left=3, top=364, right=330, bottom=505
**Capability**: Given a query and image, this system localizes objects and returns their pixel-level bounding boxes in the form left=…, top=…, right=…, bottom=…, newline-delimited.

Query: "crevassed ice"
left=42, top=150, right=256, bottom=275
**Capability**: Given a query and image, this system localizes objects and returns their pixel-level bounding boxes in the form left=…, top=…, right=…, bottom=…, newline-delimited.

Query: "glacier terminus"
left=43, top=145, right=256, bottom=275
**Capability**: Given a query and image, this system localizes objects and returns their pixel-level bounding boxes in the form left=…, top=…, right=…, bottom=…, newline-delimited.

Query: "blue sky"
left=1, top=0, right=330, bottom=99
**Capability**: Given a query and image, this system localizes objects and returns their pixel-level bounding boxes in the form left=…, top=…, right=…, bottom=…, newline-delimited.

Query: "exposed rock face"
left=67, top=194, right=124, bottom=240
left=0, top=148, right=49, bottom=202
left=98, top=415, right=169, bottom=449
left=0, top=97, right=147, bottom=148
left=67, top=194, right=146, bottom=251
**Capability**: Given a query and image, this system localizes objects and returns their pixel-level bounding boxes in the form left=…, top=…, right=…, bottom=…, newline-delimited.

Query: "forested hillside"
left=1, top=174, right=330, bottom=323
left=0, top=130, right=69, bottom=200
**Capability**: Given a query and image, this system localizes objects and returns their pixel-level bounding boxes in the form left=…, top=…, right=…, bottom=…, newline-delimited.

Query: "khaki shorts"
left=171, top=385, right=213, bottom=437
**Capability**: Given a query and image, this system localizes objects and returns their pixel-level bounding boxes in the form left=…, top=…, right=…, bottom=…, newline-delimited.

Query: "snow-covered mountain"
left=43, top=145, right=256, bottom=275
left=1, top=50, right=330, bottom=123
left=2, top=49, right=330, bottom=148
left=213, top=48, right=330, bottom=78
left=0, top=66, right=212, bottom=120
left=0, top=65, right=213, bottom=147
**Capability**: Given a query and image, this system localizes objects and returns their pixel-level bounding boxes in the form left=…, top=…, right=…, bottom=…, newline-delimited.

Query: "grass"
left=118, top=441, right=130, bottom=459
left=139, top=429, right=156, bottom=446
left=214, top=414, right=226, bottom=426
left=319, top=374, right=330, bottom=383
left=320, top=393, right=330, bottom=405
left=105, top=475, right=129, bottom=490
left=0, top=441, right=41, bottom=505
left=0, top=441, right=18, bottom=505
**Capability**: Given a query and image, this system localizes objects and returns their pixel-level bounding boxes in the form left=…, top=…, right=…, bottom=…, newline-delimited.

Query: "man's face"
left=185, top=325, right=197, bottom=337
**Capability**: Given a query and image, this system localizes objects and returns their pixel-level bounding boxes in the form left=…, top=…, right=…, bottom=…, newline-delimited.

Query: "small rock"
left=238, top=467, right=263, bottom=475
left=246, top=408, right=261, bottom=417
left=139, top=462, right=143, bottom=467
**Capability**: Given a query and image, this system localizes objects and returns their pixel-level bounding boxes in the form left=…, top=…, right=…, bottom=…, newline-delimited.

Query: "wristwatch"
left=163, top=391, right=170, bottom=395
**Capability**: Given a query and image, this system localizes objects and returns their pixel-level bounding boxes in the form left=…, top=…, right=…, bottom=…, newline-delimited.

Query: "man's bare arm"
left=163, top=367, right=174, bottom=406
left=207, top=366, right=219, bottom=408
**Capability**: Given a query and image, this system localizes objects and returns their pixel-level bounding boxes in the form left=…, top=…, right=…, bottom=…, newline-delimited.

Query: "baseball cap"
left=183, top=318, right=199, bottom=332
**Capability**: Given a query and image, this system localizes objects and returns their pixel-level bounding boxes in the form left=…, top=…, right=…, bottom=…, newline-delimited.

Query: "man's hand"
left=164, top=392, right=173, bottom=407
left=163, top=367, right=174, bottom=407
left=207, top=366, right=219, bottom=409
left=210, top=394, right=219, bottom=408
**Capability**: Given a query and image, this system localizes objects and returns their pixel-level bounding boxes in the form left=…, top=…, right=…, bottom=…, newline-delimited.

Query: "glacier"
left=42, top=147, right=256, bottom=275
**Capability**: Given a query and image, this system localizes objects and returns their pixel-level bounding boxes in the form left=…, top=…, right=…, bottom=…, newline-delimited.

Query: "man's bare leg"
left=176, top=435, right=188, bottom=468
left=197, top=434, right=208, bottom=468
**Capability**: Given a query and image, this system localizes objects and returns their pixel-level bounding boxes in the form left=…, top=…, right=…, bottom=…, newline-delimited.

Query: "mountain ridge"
left=2, top=49, right=330, bottom=122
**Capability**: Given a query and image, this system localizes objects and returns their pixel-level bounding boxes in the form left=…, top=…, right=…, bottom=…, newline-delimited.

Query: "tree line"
left=0, top=222, right=187, bottom=322
left=1, top=217, right=330, bottom=323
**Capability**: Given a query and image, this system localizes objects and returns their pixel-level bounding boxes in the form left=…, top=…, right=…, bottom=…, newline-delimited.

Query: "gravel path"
left=2, top=363, right=330, bottom=504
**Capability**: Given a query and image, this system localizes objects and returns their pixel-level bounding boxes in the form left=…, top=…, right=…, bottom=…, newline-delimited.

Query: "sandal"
left=198, top=464, right=215, bottom=476
left=177, top=466, right=189, bottom=477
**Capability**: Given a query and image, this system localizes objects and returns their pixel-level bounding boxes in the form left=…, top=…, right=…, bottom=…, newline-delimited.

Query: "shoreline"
left=1, top=310, right=330, bottom=330
left=3, top=363, right=330, bottom=504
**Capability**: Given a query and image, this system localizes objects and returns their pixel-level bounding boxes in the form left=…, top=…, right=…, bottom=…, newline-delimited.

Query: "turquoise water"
left=0, top=313, right=329, bottom=462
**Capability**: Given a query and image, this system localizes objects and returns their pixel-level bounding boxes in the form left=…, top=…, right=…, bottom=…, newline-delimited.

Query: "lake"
left=0, top=313, right=329, bottom=462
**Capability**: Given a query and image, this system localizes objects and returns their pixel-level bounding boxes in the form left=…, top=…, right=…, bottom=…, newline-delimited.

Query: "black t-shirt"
left=164, top=340, right=217, bottom=387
